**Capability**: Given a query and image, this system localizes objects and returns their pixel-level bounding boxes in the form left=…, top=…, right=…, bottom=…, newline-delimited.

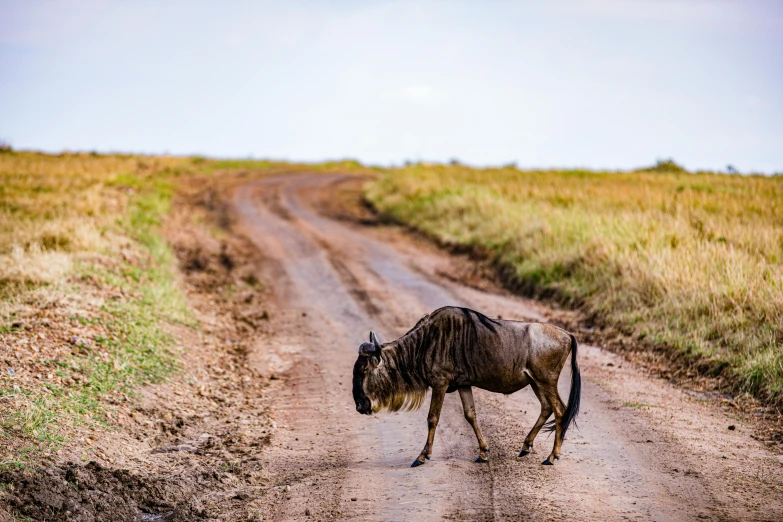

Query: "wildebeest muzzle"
left=356, top=397, right=372, bottom=415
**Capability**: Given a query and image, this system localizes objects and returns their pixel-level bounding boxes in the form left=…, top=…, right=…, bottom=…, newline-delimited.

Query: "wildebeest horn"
left=371, top=331, right=381, bottom=350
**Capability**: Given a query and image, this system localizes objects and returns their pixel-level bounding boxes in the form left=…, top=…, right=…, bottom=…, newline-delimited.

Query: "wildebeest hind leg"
left=519, top=382, right=552, bottom=457
left=542, top=391, right=565, bottom=465
left=458, top=387, right=489, bottom=463
left=411, top=385, right=447, bottom=468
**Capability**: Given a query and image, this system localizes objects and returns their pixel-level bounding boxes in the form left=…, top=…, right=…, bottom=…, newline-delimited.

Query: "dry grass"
left=366, top=164, right=783, bottom=407
left=0, top=152, right=186, bottom=290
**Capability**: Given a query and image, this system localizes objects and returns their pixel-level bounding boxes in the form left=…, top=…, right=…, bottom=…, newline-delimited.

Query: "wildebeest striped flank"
left=352, top=306, right=581, bottom=466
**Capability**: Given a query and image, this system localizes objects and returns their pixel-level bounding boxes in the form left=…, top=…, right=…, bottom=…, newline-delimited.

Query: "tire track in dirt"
left=233, top=173, right=783, bottom=521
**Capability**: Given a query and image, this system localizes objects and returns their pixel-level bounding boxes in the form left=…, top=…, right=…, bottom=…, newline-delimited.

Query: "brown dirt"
left=4, top=172, right=783, bottom=521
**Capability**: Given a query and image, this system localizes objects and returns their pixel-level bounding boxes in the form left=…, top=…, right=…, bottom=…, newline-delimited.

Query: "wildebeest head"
left=353, top=331, right=382, bottom=415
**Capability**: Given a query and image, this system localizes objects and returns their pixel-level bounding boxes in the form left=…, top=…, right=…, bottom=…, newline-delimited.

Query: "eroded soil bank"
left=2, top=176, right=277, bottom=521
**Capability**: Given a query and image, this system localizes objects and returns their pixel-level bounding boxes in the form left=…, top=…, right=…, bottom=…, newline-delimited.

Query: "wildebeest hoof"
left=411, top=458, right=426, bottom=467
left=542, top=458, right=554, bottom=465
left=518, top=449, right=530, bottom=457
left=474, top=456, right=489, bottom=463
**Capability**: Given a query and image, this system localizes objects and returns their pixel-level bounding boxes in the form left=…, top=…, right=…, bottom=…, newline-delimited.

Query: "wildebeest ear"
left=371, top=331, right=381, bottom=350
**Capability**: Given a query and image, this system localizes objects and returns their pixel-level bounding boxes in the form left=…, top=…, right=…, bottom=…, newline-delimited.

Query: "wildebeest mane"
left=458, top=307, right=500, bottom=345
left=364, top=313, right=432, bottom=413
left=365, top=307, right=501, bottom=413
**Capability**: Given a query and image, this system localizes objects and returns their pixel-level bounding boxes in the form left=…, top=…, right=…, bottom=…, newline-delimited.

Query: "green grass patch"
left=622, top=401, right=653, bottom=409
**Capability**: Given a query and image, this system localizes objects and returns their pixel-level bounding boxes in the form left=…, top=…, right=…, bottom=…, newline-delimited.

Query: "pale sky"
left=1, top=1, right=782, bottom=172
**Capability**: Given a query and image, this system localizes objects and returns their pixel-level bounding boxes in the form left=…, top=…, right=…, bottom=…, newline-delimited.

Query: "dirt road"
left=233, top=173, right=783, bottom=521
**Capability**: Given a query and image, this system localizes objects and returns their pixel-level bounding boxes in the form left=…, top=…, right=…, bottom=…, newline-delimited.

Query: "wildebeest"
left=352, top=306, right=580, bottom=467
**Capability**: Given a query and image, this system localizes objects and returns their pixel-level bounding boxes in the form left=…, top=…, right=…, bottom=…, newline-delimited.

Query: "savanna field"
left=366, top=163, right=783, bottom=407
left=1, top=151, right=782, bottom=468
left=1, top=151, right=783, bottom=520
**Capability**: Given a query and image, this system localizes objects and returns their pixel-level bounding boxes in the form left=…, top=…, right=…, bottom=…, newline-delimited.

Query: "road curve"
left=233, top=173, right=783, bottom=521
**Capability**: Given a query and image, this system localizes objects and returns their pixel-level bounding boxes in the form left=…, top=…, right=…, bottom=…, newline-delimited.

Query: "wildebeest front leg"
left=411, top=386, right=447, bottom=467
left=458, top=387, right=489, bottom=463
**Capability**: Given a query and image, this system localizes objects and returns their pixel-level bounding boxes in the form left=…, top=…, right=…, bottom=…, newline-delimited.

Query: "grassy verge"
left=0, top=153, right=198, bottom=466
left=366, top=163, right=783, bottom=408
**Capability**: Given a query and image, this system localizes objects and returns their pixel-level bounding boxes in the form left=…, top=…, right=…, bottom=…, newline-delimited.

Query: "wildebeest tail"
left=544, top=334, right=581, bottom=437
